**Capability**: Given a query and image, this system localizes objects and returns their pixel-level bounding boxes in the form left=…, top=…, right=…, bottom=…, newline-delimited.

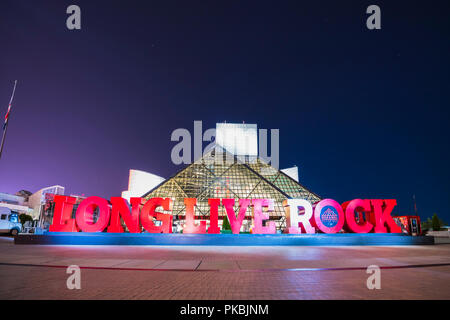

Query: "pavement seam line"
left=0, top=261, right=449, bottom=273
left=194, top=260, right=203, bottom=271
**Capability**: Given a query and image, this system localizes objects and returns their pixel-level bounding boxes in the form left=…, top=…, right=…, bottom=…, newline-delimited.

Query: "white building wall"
left=281, top=166, right=299, bottom=182
left=28, top=185, right=65, bottom=220
left=216, top=123, right=258, bottom=156
left=122, top=169, right=165, bottom=202
left=0, top=203, right=34, bottom=215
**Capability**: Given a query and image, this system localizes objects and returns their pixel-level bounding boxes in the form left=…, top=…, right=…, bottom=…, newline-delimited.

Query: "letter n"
left=108, top=197, right=142, bottom=233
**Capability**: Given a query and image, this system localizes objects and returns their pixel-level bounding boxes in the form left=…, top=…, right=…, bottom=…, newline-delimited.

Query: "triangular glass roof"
left=143, top=148, right=321, bottom=230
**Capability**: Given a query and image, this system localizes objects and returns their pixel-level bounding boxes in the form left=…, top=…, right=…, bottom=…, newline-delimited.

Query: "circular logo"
left=320, top=206, right=339, bottom=228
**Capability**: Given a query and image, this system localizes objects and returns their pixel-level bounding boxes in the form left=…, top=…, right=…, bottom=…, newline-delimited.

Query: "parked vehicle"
left=0, top=207, right=22, bottom=236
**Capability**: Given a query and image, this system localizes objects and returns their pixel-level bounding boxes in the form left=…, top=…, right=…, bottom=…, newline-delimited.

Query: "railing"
left=426, top=230, right=450, bottom=238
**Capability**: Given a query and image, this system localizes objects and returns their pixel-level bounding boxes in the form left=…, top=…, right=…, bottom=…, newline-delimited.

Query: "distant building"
left=15, top=190, right=32, bottom=202
left=216, top=123, right=258, bottom=156
left=40, top=193, right=86, bottom=230
left=121, top=169, right=165, bottom=202
left=28, top=185, right=65, bottom=220
left=281, top=166, right=299, bottom=182
left=1, top=186, right=87, bottom=231
left=142, top=123, right=320, bottom=231
left=0, top=192, right=34, bottom=216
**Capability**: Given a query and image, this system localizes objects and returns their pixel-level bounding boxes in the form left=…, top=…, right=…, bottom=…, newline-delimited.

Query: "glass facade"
left=143, top=149, right=321, bottom=231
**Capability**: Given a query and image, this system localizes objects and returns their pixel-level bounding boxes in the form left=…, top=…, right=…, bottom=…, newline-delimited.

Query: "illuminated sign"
left=49, top=196, right=401, bottom=234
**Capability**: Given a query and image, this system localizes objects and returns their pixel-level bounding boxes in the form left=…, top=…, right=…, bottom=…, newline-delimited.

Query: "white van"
left=0, top=206, right=22, bottom=236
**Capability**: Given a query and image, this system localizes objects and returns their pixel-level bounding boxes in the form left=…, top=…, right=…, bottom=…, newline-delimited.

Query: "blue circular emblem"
left=320, top=205, right=339, bottom=228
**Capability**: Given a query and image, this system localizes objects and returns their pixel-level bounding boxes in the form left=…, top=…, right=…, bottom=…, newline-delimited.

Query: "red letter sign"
left=283, top=199, right=315, bottom=234
left=75, top=196, right=111, bottom=232
left=140, top=198, right=173, bottom=233
left=344, top=199, right=373, bottom=233
left=183, top=198, right=206, bottom=233
left=223, top=199, right=250, bottom=234
left=314, top=199, right=345, bottom=234
left=49, top=195, right=78, bottom=232
left=108, top=197, right=143, bottom=233
left=207, top=199, right=221, bottom=234
left=371, top=199, right=401, bottom=233
left=252, top=199, right=276, bottom=234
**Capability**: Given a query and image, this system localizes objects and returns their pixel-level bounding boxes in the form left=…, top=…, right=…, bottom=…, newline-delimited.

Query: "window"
left=1, top=214, right=7, bottom=220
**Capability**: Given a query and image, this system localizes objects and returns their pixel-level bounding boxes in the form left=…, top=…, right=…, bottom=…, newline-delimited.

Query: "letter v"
left=222, top=199, right=250, bottom=234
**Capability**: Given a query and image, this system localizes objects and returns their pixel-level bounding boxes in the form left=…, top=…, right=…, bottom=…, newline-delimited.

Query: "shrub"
left=19, top=214, right=33, bottom=225
left=222, top=216, right=231, bottom=230
left=421, top=217, right=432, bottom=231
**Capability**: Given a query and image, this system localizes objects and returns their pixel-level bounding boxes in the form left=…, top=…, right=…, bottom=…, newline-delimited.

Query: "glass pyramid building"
left=143, top=148, right=321, bottom=232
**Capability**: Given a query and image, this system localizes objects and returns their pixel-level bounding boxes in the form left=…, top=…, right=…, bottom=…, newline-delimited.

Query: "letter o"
left=75, top=196, right=111, bottom=232
left=314, top=199, right=345, bottom=233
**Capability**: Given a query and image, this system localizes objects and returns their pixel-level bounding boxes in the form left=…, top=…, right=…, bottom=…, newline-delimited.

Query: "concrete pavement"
left=0, top=237, right=449, bottom=299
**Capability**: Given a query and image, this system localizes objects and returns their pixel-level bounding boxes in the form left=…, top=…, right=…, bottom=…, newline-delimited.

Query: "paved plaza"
left=0, top=237, right=449, bottom=299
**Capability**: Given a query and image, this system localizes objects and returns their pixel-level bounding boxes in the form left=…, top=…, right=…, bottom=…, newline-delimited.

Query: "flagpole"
left=0, top=80, right=18, bottom=160
left=0, top=117, right=8, bottom=159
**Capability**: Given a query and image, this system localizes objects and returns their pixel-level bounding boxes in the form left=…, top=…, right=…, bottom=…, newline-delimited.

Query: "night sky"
left=0, top=1, right=449, bottom=222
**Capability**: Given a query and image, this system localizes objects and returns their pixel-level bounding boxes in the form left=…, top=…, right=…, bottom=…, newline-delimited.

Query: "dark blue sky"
left=0, top=0, right=449, bottom=222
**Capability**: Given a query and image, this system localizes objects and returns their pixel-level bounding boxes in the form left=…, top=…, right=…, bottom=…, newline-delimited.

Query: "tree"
left=431, top=213, right=441, bottom=231
left=19, top=214, right=33, bottom=225
left=222, top=216, right=231, bottom=230
left=421, top=217, right=433, bottom=231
